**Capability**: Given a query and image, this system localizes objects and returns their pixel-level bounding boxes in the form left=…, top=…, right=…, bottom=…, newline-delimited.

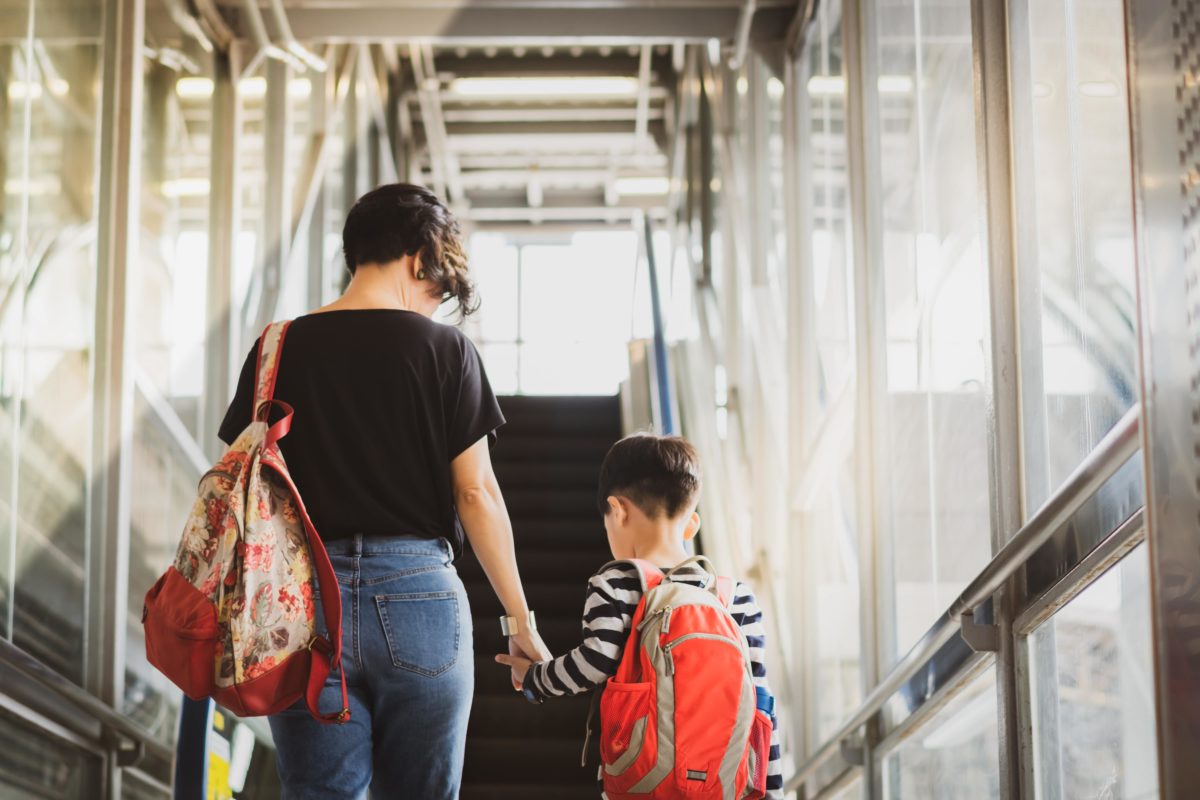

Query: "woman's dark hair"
left=342, top=183, right=477, bottom=315
left=597, top=434, right=702, bottom=519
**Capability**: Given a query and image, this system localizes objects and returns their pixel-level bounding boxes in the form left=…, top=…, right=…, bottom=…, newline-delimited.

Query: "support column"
left=970, top=0, right=1023, bottom=796
left=89, top=0, right=143, bottom=794
left=201, top=48, right=240, bottom=459
left=1127, top=0, right=1200, bottom=794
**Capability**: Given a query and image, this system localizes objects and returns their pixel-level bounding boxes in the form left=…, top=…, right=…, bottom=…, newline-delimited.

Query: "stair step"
left=463, top=737, right=596, bottom=784
left=472, top=617, right=584, bottom=665
left=503, top=489, right=601, bottom=520
left=498, top=394, right=619, bottom=425
left=503, top=519, right=610, bottom=550
left=458, top=548, right=607, bottom=586
left=492, top=435, right=615, bottom=464
left=467, top=692, right=591, bottom=738
left=463, top=580, right=587, bottom=619
left=494, top=462, right=601, bottom=491
left=461, top=783, right=599, bottom=800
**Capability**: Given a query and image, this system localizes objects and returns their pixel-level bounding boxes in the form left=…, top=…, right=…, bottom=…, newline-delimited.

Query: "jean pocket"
left=374, top=591, right=460, bottom=677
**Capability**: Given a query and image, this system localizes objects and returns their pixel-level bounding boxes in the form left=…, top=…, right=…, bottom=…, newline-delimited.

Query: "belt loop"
left=353, top=533, right=363, bottom=556
left=443, top=538, right=452, bottom=564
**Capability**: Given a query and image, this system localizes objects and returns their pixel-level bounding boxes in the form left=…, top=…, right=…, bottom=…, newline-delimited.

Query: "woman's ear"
left=682, top=511, right=701, bottom=541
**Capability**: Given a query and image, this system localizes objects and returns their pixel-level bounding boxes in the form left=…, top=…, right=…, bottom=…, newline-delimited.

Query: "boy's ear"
left=606, top=495, right=625, bottom=524
left=682, top=511, right=701, bottom=541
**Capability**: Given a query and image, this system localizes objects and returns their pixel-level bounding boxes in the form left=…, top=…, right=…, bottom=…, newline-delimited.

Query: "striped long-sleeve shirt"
left=523, top=561, right=784, bottom=799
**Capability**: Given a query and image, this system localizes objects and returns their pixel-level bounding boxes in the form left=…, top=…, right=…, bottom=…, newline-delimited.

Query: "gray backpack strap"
left=664, top=554, right=720, bottom=596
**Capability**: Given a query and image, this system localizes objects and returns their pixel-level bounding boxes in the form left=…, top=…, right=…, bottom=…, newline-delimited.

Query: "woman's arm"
left=451, top=436, right=551, bottom=671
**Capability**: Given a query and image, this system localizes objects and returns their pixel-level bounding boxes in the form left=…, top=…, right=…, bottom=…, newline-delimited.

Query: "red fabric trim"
left=213, top=648, right=309, bottom=716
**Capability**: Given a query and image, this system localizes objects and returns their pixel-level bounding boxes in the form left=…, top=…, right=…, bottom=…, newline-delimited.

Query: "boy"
left=496, top=433, right=783, bottom=798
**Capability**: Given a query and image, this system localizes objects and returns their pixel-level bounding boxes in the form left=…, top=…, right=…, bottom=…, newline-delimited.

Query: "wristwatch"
left=499, top=609, right=537, bottom=637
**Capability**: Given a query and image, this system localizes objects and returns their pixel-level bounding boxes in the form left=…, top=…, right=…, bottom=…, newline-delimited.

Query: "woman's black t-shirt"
left=217, top=309, right=505, bottom=558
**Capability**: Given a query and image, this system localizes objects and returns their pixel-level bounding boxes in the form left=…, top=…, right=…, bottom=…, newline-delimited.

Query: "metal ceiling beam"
left=441, top=107, right=662, bottom=123
left=444, top=119, right=667, bottom=136
left=213, top=6, right=795, bottom=43
left=429, top=53, right=644, bottom=76
left=410, top=43, right=465, bottom=204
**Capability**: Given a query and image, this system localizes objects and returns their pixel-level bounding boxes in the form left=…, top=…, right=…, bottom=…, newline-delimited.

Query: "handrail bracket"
left=960, top=610, right=1000, bottom=653
left=838, top=734, right=865, bottom=767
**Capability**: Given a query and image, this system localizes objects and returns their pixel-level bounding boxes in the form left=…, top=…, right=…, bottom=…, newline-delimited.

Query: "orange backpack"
left=141, top=320, right=349, bottom=723
left=598, top=556, right=772, bottom=799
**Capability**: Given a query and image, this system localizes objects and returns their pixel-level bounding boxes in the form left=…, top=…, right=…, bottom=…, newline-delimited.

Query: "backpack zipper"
left=662, top=632, right=743, bottom=674
left=636, top=604, right=672, bottom=634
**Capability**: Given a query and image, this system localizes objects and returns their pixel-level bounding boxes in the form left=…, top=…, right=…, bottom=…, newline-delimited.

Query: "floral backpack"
left=142, top=320, right=349, bottom=723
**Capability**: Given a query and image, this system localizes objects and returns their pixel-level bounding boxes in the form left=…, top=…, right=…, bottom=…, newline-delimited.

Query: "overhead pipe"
left=266, top=0, right=328, bottom=72
left=238, top=0, right=300, bottom=77
left=161, top=0, right=214, bottom=53
left=727, top=0, right=757, bottom=70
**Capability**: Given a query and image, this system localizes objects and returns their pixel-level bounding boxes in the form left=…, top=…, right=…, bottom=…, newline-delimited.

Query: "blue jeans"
left=268, top=534, right=474, bottom=799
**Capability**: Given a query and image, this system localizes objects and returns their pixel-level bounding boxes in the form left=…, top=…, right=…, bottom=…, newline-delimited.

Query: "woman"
left=217, top=183, right=549, bottom=798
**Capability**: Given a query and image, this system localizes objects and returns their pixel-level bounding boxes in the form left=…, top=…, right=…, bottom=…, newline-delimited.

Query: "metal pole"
left=202, top=47, right=241, bottom=460
left=643, top=213, right=675, bottom=435
left=970, top=0, right=1024, bottom=794
left=90, top=0, right=144, bottom=792
left=1126, top=0, right=1200, bottom=793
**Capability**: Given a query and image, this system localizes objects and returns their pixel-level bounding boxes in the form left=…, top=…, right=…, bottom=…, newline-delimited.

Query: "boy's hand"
left=495, top=649, right=533, bottom=690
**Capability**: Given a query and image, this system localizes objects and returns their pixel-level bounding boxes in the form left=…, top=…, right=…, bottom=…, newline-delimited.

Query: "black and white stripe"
left=523, top=561, right=784, bottom=798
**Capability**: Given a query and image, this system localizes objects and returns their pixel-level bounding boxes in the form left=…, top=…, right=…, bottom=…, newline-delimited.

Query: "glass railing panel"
left=1025, top=543, right=1159, bottom=799
left=881, top=667, right=1000, bottom=799
left=0, top=707, right=103, bottom=798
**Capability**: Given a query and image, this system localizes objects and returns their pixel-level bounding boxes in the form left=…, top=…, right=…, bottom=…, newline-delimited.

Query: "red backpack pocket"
left=600, top=679, right=656, bottom=778
left=143, top=566, right=219, bottom=699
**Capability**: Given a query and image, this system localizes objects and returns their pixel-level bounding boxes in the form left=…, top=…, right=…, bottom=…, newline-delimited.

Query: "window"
left=871, top=0, right=992, bottom=665
left=1010, top=0, right=1138, bottom=512
left=0, top=0, right=104, bottom=684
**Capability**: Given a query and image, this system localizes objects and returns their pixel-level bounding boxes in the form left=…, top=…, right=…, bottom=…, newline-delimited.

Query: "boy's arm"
left=732, top=583, right=785, bottom=800
left=523, top=566, right=640, bottom=701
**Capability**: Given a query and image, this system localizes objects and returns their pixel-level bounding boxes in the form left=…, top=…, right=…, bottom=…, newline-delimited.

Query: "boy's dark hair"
left=342, top=183, right=478, bottom=315
left=597, top=434, right=701, bottom=519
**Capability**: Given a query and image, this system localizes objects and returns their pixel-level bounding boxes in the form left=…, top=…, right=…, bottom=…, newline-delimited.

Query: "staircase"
left=458, top=395, right=622, bottom=800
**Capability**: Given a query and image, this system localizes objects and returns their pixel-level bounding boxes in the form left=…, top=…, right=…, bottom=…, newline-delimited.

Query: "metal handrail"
left=642, top=213, right=676, bottom=435
left=0, top=638, right=173, bottom=765
left=785, top=404, right=1141, bottom=791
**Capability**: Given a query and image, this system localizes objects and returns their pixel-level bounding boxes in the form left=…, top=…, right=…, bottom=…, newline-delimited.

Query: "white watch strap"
left=500, top=609, right=537, bottom=636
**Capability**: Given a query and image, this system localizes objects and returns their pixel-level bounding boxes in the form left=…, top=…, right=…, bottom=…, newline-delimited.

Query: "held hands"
left=495, top=628, right=551, bottom=690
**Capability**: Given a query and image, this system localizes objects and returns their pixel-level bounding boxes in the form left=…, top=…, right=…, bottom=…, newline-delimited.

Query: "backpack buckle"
left=335, top=707, right=350, bottom=723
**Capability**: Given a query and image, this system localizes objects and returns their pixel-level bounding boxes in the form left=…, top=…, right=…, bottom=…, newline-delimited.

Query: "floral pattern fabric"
left=173, top=321, right=318, bottom=688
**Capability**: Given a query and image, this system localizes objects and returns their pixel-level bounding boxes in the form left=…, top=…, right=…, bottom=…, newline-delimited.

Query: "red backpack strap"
left=715, top=576, right=736, bottom=609
left=252, top=320, right=350, bottom=724
left=302, top=514, right=350, bottom=724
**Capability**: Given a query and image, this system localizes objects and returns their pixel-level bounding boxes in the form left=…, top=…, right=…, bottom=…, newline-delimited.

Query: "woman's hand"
left=512, top=628, right=552, bottom=664
left=496, top=630, right=551, bottom=690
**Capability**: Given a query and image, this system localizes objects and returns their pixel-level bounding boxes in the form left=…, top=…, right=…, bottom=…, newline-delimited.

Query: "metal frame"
left=786, top=407, right=1141, bottom=792
left=1127, top=0, right=1200, bottom=793
left=89, top=0, right=144, bottom=794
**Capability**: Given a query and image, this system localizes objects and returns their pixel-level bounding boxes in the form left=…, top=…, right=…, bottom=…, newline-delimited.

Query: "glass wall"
left=0, top=0, right=103, bottom=686
left=871, top=0, right=992, bottom=665
left=726, top=0, right=1158, bottom=795
left=1009, top=0, right=1137, bottom=513
left=797, top=0, right=862, bottom=748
